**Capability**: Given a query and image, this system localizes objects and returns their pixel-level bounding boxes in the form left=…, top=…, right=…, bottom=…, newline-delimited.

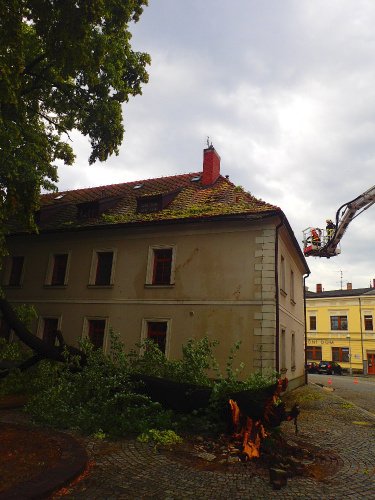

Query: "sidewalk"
left=1, top=383, right=374, bottom=499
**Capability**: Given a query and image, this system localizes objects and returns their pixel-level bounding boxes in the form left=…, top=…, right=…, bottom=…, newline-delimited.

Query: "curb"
left=0, top=424, right=88, bottom=500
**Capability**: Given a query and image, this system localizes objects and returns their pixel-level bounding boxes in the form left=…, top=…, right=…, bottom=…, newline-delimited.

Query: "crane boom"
left=303, top=184, right=375, bottom=258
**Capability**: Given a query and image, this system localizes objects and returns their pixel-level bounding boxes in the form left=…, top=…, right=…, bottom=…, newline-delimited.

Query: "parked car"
left=306, top=361, right=319, bottom=373
left=318, top=361, right=343, bottom=375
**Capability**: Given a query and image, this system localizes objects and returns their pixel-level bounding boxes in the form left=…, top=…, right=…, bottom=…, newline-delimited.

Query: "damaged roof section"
left=8, top=146, right=282, bottom=233
left=12, top=174, right=280, bottom=233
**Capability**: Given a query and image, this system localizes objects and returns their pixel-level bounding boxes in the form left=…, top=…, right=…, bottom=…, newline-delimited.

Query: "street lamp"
left=346, top=334, right=352, bottom=375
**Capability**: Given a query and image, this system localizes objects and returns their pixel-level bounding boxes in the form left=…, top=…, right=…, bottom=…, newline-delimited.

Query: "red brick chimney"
left=202, top=146, right=220, bottom=186
left=347, top=282, right=352, bottom=290
left=316, top=283, right=322, bottom=293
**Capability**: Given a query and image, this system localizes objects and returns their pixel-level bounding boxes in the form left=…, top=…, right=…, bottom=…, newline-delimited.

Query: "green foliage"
left=3, top=330, right=279, bottom=438
left=137, top=429, right=183, bottom=447
left=14, top=304, right=38, bottom=329
left=0, top=0, right=150, bottom=254
left=26, top=336, right=173, bottom=437
left=128, top=337, right=219, bottom=386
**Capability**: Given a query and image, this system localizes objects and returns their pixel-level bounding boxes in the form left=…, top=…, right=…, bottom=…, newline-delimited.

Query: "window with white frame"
left=280, top=328, right=286, bottom=371
left=330, top=315, right=348, bottom=331
left=45, top=253, right=69, bottom=286
left=291, top=332, right=296, bottom=369
left=141, top=318, right=171, bottom=355
left=41, top=317, right=60, bottom=346
left=3, top=256, right=25, bottom=286
left=89, top=249, right=116, bottom=286
left=364, top=315, right=373, bottom=331
left=84, top=318, right=108, bottom=349
left=280, top=255, right=286, bottom=293
left=145, top=245, right=176, bottom=286
left=309, top=315, right=317, bottom=330
left=290, top=269, right=295, bottom=302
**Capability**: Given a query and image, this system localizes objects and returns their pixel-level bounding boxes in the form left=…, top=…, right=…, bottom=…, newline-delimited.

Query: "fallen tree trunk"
left=0, top=298, right=86, bottom=377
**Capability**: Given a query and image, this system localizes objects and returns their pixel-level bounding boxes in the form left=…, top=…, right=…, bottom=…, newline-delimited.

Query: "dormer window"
left=77, top=201, right=99, bottom=219
left=137, top=195, right=163, bottom=213
left=136, top=191, right=180, bottom=214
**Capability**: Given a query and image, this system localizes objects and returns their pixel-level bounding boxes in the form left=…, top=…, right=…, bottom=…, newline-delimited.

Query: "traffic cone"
left=354, top=377, right=359, bottom=384
left=328, top=377, right=332, bottom=386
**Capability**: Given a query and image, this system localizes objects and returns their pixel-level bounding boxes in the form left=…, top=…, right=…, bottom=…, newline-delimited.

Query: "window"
left=153, top=249, right=172, bottom=285
left=330, top=315, right=348, bottom=330
left=280, top=328, right=286, bottom=371
left=290, top=270, right=295, bottom=302
left=50, top=254, right=68, bottom=285
left=291, top=332, right=296, bottom=369
left=147, top=321, right=167, bottom=353
left=364, top=315, right=373, bottom=331
left=137, top=191, right=179, bottom=214
left=77, top=201, right=99, bottom=219
left=95, top=252, right=113, bottom=285
left=42, top=318, right=59, bottom=346
left=332, top=347, right=349, bottom=362
left=89, top=250, right=115, bottom=286
left=146, top=245, right=176, bottom=286
left=306, top=345, right=322, bottom=360
left=280, top=256, right=286, bottom=292
left=87, top=319, right=106, bottom=349
left=7, top=256, right=24, bottom=286
left=309, top=316, right=317, bottom=330
left=137, top=195, right=163, bottom=213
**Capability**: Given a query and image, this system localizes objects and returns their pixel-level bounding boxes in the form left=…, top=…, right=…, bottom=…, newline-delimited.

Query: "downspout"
left=303, top=273, right=311, bottom=385
left=358, top=297, right=365, bottom=374
left=275, top=219, right=284, bottom=373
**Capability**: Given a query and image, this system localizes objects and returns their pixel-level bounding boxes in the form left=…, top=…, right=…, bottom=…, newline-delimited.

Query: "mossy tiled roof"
left=15, top=172, right=281, bottom=233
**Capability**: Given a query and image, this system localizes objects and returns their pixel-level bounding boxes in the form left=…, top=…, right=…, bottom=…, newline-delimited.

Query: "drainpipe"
left=275, top=219, right=284, bottom=373
left=303, top=273, right=310, bottom=385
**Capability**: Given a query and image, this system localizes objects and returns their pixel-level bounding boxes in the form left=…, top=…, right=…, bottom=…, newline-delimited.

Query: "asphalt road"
left=308, top=373, right=375, bottom=414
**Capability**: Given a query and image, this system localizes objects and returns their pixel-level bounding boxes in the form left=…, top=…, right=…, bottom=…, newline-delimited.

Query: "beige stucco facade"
left=2, top=215, right=307, bottom=387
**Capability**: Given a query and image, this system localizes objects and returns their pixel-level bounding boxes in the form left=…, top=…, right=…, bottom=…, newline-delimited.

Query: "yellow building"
left=306, top=283, right=375, bottom=375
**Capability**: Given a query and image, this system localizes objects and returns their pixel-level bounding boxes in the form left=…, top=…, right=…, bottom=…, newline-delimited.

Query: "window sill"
left=44, top=284, right=67, bottom=289
left=87, top=284, right=114, bottom=289
left=144, top=284, right=175, bottom=289
left=280, top=289, right=287, bottom=297
left=291, top=365, right=296, bottom=372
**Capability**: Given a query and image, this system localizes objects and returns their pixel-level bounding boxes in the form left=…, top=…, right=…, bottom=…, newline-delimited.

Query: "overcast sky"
left=57, top=0, right=375, bottom=292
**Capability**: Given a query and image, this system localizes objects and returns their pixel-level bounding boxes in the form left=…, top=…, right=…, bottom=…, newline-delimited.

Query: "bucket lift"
left=302, top=227, right=341, bottom=258
left=303, top=184, right=375, bottom=258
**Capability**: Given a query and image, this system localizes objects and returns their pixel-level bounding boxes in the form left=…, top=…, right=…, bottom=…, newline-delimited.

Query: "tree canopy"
left=0, top=0, right=150, bottom=244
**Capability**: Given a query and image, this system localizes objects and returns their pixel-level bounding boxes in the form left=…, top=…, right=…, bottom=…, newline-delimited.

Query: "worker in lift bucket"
left=311, top=228, right=321, bottom=247
left=326, top=219, right=335, bottom=239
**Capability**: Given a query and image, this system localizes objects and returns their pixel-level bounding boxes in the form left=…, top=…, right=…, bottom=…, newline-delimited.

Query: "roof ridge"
left=42, top=171, right=203, bottom=198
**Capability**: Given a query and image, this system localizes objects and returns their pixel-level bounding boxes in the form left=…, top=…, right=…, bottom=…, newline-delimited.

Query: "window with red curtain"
left=147, top=322, right=167, bottom=353
left=88, top=319, right=106, bottom=349
left=51, top=254, right=68, bottom=285
left=43, top=318, right=59, bottom=346
left=152, top=249, right=172, bottom=285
